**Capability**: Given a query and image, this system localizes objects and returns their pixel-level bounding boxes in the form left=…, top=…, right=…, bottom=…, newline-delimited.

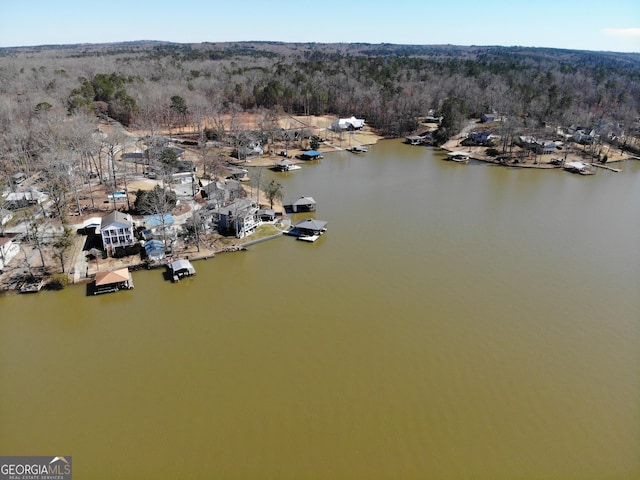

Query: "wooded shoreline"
left=1, top=41, right=639, bottom=292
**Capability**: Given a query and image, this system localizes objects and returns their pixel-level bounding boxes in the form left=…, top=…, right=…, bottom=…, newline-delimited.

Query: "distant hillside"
left=2, top=40, right=639, bottom=67
left=1, top=40, right=638, bottom=141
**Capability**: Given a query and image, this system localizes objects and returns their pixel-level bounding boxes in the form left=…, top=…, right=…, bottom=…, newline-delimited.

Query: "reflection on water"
left=1, top=140, right=639, bottom=479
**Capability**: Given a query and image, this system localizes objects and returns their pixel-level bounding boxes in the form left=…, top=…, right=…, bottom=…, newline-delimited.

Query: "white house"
left=331, top=116, right=365, bottom=131
left=100, top=211, right=135, bottom=256
left=0, top=235, right=20, bottom=270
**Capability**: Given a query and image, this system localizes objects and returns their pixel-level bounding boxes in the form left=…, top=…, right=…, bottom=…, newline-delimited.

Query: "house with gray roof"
left=100, top=211, right=135, bottom=256
left=201, top=180, right=245, bottom=207
left=209, top=197, right=259, bottom=238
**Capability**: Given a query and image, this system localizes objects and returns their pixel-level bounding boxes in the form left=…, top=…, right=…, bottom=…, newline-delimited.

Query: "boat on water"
left=446, top=151, right=470, bottom=163
left=564, top=161, right=595, bottom=175
left=297, top=234, right=320, bottom=242
left=347, top=145, right=368, bottom=153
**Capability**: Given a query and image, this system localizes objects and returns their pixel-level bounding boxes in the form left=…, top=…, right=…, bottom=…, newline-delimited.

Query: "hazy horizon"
left=1, top=0, right=638, bottom=53
left=1, top=39, right=637, bottom=57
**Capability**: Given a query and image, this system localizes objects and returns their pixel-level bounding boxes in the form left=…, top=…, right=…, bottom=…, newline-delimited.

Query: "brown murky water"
left=1, top=140, right=639, bottom=479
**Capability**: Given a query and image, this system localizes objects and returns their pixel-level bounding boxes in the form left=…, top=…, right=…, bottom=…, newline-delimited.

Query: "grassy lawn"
left=242, top=224, right=283, bottom=242
left=214, top=223, right=283, bottom=247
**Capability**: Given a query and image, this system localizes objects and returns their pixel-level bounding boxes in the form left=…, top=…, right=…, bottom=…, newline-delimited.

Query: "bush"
left=48, top=274, right=69, bottom=290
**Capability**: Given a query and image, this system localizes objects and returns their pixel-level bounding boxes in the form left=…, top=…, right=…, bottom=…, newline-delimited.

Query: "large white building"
left=100, top=211, right=135, bottom=256
left=331, top=116, right=365, bottom=131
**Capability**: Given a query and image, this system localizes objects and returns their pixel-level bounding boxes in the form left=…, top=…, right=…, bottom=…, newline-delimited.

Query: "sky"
left=1, top=0, right=639, bottom=53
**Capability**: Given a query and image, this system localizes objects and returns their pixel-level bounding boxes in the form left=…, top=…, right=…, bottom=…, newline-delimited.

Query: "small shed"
left=258, top=209, right=276, bottom=221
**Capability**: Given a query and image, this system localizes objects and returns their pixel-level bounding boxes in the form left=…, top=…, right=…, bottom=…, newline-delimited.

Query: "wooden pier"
left=591, top=163, right=621, bottom=173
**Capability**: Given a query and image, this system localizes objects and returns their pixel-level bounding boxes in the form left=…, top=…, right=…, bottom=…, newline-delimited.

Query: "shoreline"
left=2, top=117, right=637, bottom=293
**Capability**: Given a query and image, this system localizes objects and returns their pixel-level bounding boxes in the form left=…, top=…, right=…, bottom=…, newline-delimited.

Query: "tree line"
left=1, top=41, right=639, bottom=183
left=0, top=41, right=638, bottom=280
left=2, top=41, right=638, bottom=128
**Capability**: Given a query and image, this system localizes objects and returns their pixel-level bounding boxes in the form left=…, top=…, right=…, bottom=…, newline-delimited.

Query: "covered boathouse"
left=297, top=150, right=323, bottom=161
left=93, top=268, right=134, bottom=295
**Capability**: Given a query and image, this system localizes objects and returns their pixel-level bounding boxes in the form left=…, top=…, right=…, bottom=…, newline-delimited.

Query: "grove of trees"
left=1, top=40, right=639, bottom=193
left=0, top=42, right=640, bottom=150
left=0, top=41, right=638, bottom=284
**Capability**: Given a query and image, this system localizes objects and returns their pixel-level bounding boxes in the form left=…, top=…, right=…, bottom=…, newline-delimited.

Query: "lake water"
left=1, top=140, right=639, bottom=479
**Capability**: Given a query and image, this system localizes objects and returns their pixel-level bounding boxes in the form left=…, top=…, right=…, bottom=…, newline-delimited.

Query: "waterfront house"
left=0, top=234, right=19, bottom=270
left=200, top=180, right=245, bottom=206
left=232, top=141, right=264, bottom=161
left=330, top=116, right=366, bottom=131
left=468, top=131, right=492, bottom=145
left=93, top=267, right=134, bottom=295
left=226, top=165, right=250, bottom=181
left=100, top=211, right=135, bottom=257
left=572, top=130, right=595, bottom=145
left=518, top=136, right=557, bottom=155
left=210, top=197, right=259, bottom=238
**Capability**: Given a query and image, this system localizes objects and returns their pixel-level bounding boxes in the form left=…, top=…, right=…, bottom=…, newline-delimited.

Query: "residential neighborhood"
left=1, top=105, right=636, bottom=293
left=0, top=114, right=352, bottom=292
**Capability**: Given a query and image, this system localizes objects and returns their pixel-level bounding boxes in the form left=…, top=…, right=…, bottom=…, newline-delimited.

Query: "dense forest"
left=1, top=41, right=639, bottom=182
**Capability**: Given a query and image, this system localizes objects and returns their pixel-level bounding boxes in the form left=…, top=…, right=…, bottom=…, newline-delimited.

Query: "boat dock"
left=591, top=163, right=621, bottom=173
left=19, top=278, right=44, bottom=293
left=169, top=258, right=196, bottom=282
